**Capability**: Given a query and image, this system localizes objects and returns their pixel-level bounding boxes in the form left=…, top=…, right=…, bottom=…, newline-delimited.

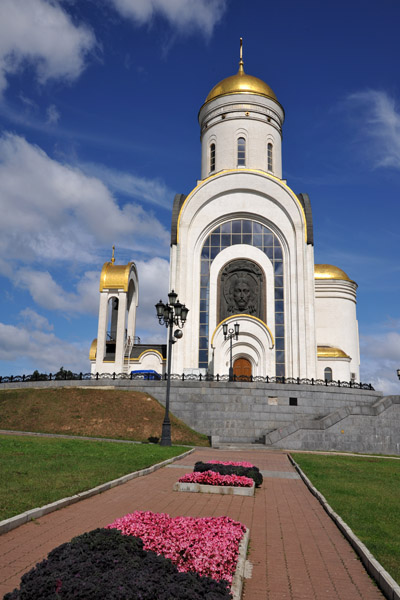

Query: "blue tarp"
left=130, top=369, right=161, bottom=380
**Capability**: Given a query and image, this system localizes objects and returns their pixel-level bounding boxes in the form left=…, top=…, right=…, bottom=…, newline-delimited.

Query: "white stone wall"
left=316, top=357, right=352, bottom=382
left=315, top=279, right=360, bottom=381
left=199, top=93, right=284, bottom=179
left=130, top=351, right=165, bottom=375
left=170, top=170, right=317, bottom=378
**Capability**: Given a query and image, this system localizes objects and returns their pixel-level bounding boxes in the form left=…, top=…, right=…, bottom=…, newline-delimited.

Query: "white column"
left=95, top=293, right=108, bottom=370
left=126, top=286, right=137, bottom=340
left=115, top=293, right=127, bottom=372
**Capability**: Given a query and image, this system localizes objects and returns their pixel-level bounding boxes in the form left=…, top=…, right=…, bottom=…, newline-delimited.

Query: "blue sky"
left=0, top=0, right=399, bottom=393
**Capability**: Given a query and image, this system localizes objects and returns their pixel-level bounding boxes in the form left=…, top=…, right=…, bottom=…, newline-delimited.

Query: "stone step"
left=211, top=442, right=270, bottom=450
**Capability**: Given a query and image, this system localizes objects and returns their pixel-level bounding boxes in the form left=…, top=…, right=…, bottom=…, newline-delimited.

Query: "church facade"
left=90, top=47, right=360, bottom=383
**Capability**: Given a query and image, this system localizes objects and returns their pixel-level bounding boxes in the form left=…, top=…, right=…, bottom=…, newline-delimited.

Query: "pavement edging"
left=231, top=527, right=250, bottom=600
left=288, top=454, right=400, bottom=600
left=0, top=448, right=195, bottom=536
left=173, top=481, right=255, bottom=496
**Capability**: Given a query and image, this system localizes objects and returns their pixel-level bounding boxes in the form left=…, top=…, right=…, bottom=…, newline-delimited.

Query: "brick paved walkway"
left=0, top=448, right=384, bottom=599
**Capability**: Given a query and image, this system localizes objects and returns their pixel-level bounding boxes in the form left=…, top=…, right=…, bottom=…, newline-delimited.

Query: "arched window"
left=237, top=137, right=246, bottom=166
left=210, top=143, right=216, bottom=173
left=324, top=367, right=333, bottom=382
left=267, top=142, right=273, bottom=172
left=199, top=219, right=285, bottom=377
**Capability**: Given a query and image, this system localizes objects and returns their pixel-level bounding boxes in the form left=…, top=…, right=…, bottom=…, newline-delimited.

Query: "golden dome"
left=205, top=67, right=277, bottom=104
left=205, top=39, right=277, bottom=104
left=89, top=338, right=97, bottom=360
left=314, top=264, right=352, bottom=282
left=317, top=346, right=350, bottom=359
left=99, top=262, right=135, bottom=292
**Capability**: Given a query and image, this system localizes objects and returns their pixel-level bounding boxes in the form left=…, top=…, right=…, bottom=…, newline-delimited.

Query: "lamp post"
left=155, top=291, right=189, bottom=446
left=397, top=368, right=400, bottom=380
left=223, top=322, right=240, bottom=381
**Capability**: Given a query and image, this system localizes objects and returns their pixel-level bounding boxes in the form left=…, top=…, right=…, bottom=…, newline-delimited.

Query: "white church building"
left=90, top=44, right=360, bottom=384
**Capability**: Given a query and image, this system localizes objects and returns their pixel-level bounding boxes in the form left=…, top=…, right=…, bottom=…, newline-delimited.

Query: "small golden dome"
left=89, top=338, right=97, bottom=360
left=99, top=262, right=135, bottom=292
left=314, top=264, right=352, bottom=282
left=205, top=38, right=277, bottom=104
left=317, top=346, right=350, bottom=359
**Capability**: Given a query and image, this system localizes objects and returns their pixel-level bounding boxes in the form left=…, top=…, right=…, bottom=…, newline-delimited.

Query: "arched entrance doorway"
left=233, top=357, right=252, bottom=381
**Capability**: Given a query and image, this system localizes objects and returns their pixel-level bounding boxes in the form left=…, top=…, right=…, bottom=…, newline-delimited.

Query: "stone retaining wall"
left=3, top=379, right=399, bottom=454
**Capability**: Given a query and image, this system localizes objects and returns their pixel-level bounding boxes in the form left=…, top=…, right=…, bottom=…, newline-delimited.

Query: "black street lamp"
left=223, top=322, right=240, bottom=381
left=155, top=290, right=189, bottom=446
left=397, top=368, right=400, bottom=380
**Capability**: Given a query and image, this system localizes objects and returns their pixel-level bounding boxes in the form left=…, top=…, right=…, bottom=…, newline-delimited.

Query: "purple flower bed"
left=4, top=528, right=233, bottom=599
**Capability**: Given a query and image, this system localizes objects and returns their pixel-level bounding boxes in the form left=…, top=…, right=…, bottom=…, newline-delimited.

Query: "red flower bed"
left=179, top=470, right=253, bottom=487
left=108, top=511, right=246, bottom=585
left=209, top=460, right=255, bottom=468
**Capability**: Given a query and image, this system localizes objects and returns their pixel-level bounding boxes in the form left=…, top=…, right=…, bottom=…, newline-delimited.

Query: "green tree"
left=55, top=366, right=74, bottom=380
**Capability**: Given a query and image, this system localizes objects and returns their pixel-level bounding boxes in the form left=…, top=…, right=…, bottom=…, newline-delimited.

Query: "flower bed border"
left=231, top=527, right=250, bottom=600
left=173, top=481, right=255, bottom=496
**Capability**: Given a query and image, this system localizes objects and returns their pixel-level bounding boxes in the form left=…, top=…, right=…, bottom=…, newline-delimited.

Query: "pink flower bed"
left=209, top=459, right=255, bottom=468
left=179, top=470, right=253, bottom=487
left=108, top=511, right=246, bottom=584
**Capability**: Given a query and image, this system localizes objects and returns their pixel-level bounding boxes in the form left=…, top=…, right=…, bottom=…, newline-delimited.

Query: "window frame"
left=237, top=137, right=246, bottom=167
left=267, top=142, right=273, bottom=172
left=324, top=367, right=333, bottom=382
left=210, top=142, right=216, bottom=173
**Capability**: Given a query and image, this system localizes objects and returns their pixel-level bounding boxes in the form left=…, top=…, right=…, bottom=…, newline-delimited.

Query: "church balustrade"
left=0, top=371, right=374, bottom=389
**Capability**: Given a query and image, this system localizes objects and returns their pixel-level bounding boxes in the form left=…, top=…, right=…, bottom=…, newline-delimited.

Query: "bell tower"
left=198, top=39, right=285, bottom=180
left=93, top=247, right=139, bottom=373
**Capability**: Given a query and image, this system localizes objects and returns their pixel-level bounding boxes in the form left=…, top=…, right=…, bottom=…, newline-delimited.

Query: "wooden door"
left=233, top=357, right=252, bottom=381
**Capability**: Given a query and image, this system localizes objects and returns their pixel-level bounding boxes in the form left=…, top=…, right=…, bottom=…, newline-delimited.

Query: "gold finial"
left=238, top=37, right=244, bottom=74
left=111, top=245, right=115, bottom=264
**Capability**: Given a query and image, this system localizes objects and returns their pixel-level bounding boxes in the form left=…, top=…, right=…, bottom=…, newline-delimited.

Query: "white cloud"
left=19, top=308, right=54, bottom=331
left=0, top=0, right=96, bottom=96
left=14, top=269, right=100, bottom=315
left=360, top=327, right=400, bottom=395
left=0, top=132, right=169, bottom=270
left=80, top=162, right=172, bottom=209
left=110, top=0, right=227, bottom=37
left=46, top=104, right=60, bottom=125
left=345, top=89, right=400, bottom=169
left=134, top=257, right=170, bottom=341
left=19, top=94, right=38, bottom=111
left=0, top=321, right=89, bottom=373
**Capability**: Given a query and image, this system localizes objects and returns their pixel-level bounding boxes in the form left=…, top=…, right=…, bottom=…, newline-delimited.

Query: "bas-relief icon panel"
left=219, top=259, right=265, bottom=322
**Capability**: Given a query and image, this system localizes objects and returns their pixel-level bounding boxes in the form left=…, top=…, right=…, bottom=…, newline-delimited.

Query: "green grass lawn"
left=291, top=453, right=400, bottom=584
left=0, top=435, right=188, bottom=521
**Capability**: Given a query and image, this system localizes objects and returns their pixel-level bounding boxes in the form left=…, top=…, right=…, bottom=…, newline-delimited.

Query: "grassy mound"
left=0, top=387, right=209, bottom=446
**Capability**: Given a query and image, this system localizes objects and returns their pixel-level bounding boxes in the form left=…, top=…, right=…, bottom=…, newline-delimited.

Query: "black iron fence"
left=0, top=371, right=374, bottom=390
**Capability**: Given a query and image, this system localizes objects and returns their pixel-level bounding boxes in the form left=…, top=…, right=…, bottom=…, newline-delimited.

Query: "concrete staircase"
left=262, top=395, right=400, bottom=447
left=210, top=395, right=400, bottom=454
